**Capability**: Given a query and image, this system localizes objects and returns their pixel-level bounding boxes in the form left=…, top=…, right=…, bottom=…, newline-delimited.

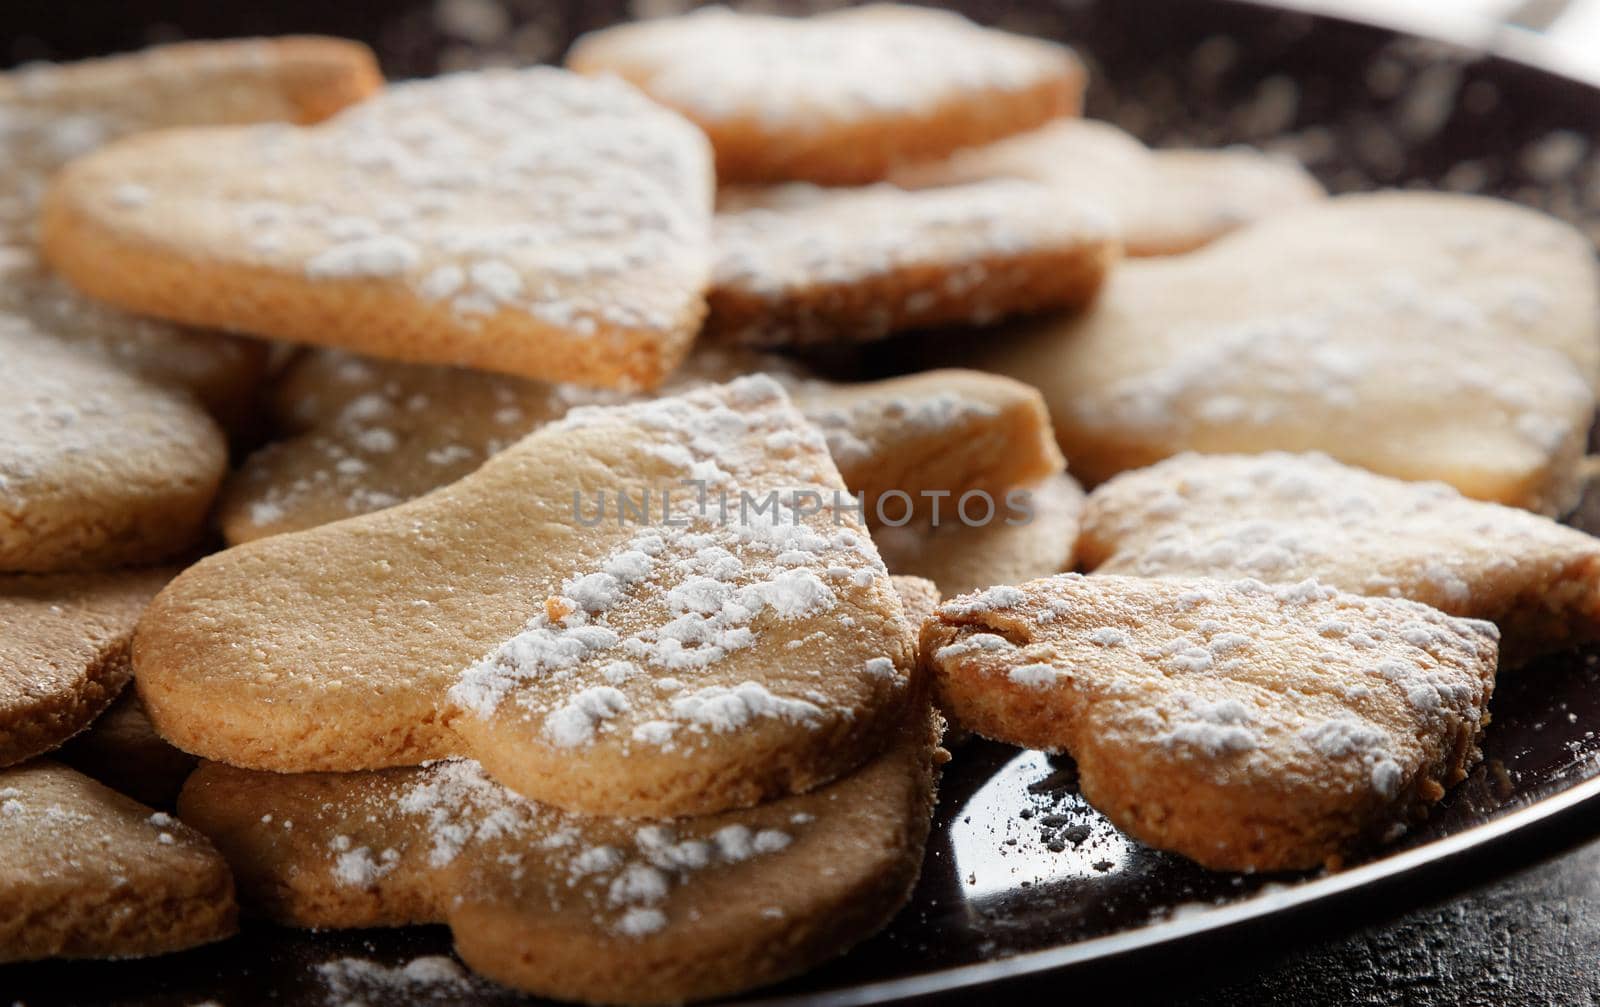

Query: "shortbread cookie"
left=59, top=692, right=197, bottom=808
left=0, top=760, right=237, bottom=961
left=923, top=574, right=1498, bottom=871
left=218, top=351, right=624, bottom=543
left=139, top=378, right=917, bottom=818
left=0, top=258, right=269, bottom=434
left=218, top=353, right=1060, bottom=545
left=892, top=119, right=1324, bottom=256
left=874, top=473, right=1084, bottom=598
left=567, top=4, right=1083, bottom=184
left=1, top=568, right=170, bottom=767
left=0, top=39, right=376, bottom=429
left=42, top=68, right=715, bottom=390
left=0, top=36, right=381, bottom=246
left=707, top=180, right=1115, bottom=345
left=1080, top=452, right=1600, bottom=665
left=960, top=192, right=1600, bottom=514
left=1, top=320, right=227, bottom=572
left=786, top=369, right=1064, bottom=526
left=178, top=707, right=939, bottom=1005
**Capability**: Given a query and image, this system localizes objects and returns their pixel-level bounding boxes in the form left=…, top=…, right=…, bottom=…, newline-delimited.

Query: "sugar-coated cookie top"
left=1079, top=452, right=1600, bottom=650
left=0, top=37, right=377, bottom=245
left=569, top=4, right=1074, bottom=127
left=69, top=67, right=714, bottom=336
left=966, top=191, right=1599, bottom=511
left=0, top=317, right=222, bottom=512
left=228, top=349, right=618, bottom=536
left=358, top=757, right=807, bottom=938
left=714, top=180, right=1114, bottom=297
left=450, top=376, right=905, bottom=755
left=786, top=375, right=1004, bottom=469
left=891, top=118, right=1325, bottom=256
left=184, top=709, right=935, bottom=971
left=930, top=573, right=1497, bottom=797
left=1085, top=451, right=1597, bottom=584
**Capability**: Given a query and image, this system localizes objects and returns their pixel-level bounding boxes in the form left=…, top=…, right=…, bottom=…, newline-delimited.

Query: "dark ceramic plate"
left=5, top=1, right=1600, bottom=1004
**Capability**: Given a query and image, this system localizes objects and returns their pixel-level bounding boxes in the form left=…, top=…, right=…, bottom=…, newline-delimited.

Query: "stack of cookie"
left=5, top=2, right=1600, bottom=1003
left=1, top=37, right=383, bottom=966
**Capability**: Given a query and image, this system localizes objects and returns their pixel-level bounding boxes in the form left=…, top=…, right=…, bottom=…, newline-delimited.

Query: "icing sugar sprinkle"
left=136, top=67, right=713, bottom=335
left=447, top=378, right=897, bottom=754
left=574, top=5, right=1073, bottom=125
left=315, top=955, right=474, bottom=1004
left=380, top=759, right=805, bottom=938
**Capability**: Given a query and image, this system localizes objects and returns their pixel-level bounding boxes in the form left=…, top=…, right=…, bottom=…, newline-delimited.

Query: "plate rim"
left=745, top=767, right=1600, bottom=1006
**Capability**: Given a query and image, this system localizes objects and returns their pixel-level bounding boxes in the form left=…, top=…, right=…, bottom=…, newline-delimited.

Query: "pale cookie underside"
left=891, top=118, right=1325, bottom=256
left=964, top=192, right=1599, bottom=514
left=1079, top=451, right=1600, bottom=664
left=0, top=760, right=236, bottom=962
left=177, top=708, right=939, bottom=1005
left=923, top=574, right=1498, bottom=871
left=875, top=473, right=1084, bottom=598
left=41, top=68, right=715, bottom=390
left=0, top=323, right=227, bottom=573
left=707, top=180, right=1116, bottom=345
left=139, top=379, right=916, bottom=820
left=567, top=4, right=1084, bottom=184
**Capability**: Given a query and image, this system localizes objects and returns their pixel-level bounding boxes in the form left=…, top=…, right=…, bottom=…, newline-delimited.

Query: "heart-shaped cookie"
left=923, top=574, right=1498, bottom=871
left=1080, top=451, right=1600, bottom=665
left=891, top=118, right=1325, bottom=256
left=707, top=180, right=1116, bottom=345
left=567, top=4, right=1083, bottom=184
left=137, top=378, right=918, bottom=818
left=42, top=68, right=716, bottom=390
left=178, top=705, right=938, bottom=1004
left=958, top=192, right=1600, bottom=514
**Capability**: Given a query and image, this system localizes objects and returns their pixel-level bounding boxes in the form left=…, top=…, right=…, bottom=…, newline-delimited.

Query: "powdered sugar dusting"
left=446, top=378, right=904, bottom=758
left=1082, top=451, right=1600, bottom=642
left=381, top=759, right=806, bottom=938
left=104, top=67, right=713, bottom=339
left=712, top=179, right=1112, bottom=342
left=572, top=5, right=1073, bottom=126
left=931, top=574, right=1497, bottom=808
